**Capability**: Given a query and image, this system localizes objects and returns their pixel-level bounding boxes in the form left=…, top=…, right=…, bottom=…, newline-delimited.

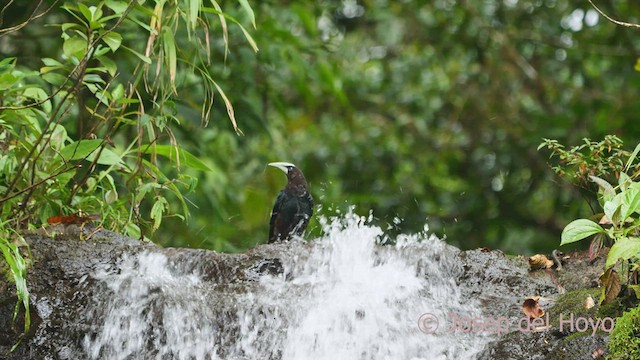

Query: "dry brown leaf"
left=600, top=268, right=622, bottom=305
left=522, top=297, right=545, bottom=319
left=592, top=347, right=605, bottom=359
left=529, top=254, right=554, bottom=270
left=598, top=214, right=612, bottom=225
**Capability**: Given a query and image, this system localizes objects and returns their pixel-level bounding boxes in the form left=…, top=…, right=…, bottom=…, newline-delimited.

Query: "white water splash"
left=82, top=211, right=490, bottom=359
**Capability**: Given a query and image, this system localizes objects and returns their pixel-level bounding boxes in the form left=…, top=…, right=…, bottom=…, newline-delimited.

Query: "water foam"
left=82, top=211, right=489, bottom=359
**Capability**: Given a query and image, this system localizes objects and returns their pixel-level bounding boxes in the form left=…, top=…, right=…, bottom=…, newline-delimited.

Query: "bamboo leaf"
left=212, top=80, right=243, bottom=135
left=138, top=144, right=212, bottom=171
left=237, top=0, right=256, bottom=29
left=625, top=143, right=640, bottom=171
left=162, top=28, right=177, bottom=92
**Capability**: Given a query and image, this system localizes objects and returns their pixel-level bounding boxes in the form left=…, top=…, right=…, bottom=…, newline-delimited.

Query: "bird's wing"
left=269, top=191, right=286, bottom=243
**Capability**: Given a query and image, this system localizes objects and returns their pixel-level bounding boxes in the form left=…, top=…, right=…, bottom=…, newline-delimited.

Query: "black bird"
left=268, top=162, right=313, bottom=243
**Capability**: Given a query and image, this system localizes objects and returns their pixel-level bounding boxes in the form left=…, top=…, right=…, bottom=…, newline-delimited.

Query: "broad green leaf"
left=619, top=172, right=631, bottom=191
left=97, top=55, right=117, bottom=76
left=606, top=237, right=640, bottom=268
left=589, top=175, right=615, bottom=203
left=59, top=139, right=103, bottom=161
left=86, top=147, right=125, bottom=166
left=622, top=185, right=640, bottom=221
left=0, top=72, right=18, bottom=90
left=103, top=32, right=122, bottom=52
left=42, top=73, right=67, bottom=87
left=604, top=193, right=623, bottom=227
left=111, top=83, right=124, bottom=101
left=78, top=3, right=92, bottom=22
left=561, top=219, right=605, bottom=245
left=629, top=285, right=640, bottom=300
left=0, top=57, right=16, bottom=69
left=125, top=222, right=141, bottom=239
left=105, top=189, right=118, bottom=204
left=105, top=0, right=129, bottom=13
left=23, top=87, right=51, bottom=113
left=42, top=58, right=63, bottom=67
left=63, top=36, right=87, bottom=59
left=150, top=196, right=168, bottom=231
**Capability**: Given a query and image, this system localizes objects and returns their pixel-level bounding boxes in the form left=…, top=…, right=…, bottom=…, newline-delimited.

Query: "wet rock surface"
left=1, top=227, right=609, bottom=359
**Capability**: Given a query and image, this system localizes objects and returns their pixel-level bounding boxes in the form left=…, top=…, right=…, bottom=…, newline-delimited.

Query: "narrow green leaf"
left=625, top=143, right=640, bottom=172
left=162, top=28, right=177, bottom=90
left=237, top=22, right=258, bottom=52
left=138, top=144, right=212, bottom=171
left=208, top=2, right=228, bottom=59
left=237, top=0, right=256, bottom=28
left=189, top=0, right=200, bottom=30
left=606, top=237, right=640, bottom=268
left=212, top=80, right=243, bottom=135
left=121, top=45, right=152, bottom=64
left=561, top=219, right=605, bottom=245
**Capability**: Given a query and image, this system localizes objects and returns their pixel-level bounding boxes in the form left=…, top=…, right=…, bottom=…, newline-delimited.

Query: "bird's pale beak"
left=268, top=162, right=295, bottom=173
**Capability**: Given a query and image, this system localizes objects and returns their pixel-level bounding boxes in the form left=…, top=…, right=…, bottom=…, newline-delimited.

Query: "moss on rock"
left=608, top=305, right=640, bottom=360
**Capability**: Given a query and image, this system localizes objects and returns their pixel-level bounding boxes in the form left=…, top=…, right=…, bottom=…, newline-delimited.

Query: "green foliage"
left=608, top=305, right=640, bottom=360
left=0, top=0, right=255, bottom=237
left=539, top=136, right=639, bottom=193
left=3, top=0, right=640, bottom=255
left=545, top=137, right=640, bottom=303
left=0, top=0, right=256, bottom=342
left=0, top=223, right=30, bottom=348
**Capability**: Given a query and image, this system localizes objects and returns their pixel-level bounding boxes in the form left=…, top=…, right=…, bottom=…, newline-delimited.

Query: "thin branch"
left=0, top=164, right=81, bottom=204
left=588, top=0, right=640, bottom=29
left=0, top=0, right=60, bottom=36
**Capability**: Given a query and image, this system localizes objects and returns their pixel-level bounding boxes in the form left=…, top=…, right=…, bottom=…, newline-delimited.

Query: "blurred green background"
left=3, top=0, right=640, bottom=254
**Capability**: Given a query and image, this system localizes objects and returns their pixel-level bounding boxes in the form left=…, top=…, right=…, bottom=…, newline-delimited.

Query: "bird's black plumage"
left=268, top=162, right=313, bottom=243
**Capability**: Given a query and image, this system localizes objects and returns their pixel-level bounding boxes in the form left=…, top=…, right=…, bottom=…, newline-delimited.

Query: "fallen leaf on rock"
left=591, top=347, right=605, bottom=359
left=583, top=295, right=595, bottom=309
left=529, top=254, right=554, bottom=270
left=522, top=296, right=545, bottom=319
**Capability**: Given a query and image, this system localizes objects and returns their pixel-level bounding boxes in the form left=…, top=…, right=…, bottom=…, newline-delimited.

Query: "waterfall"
left=81, top=211, right=490, bottom=359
